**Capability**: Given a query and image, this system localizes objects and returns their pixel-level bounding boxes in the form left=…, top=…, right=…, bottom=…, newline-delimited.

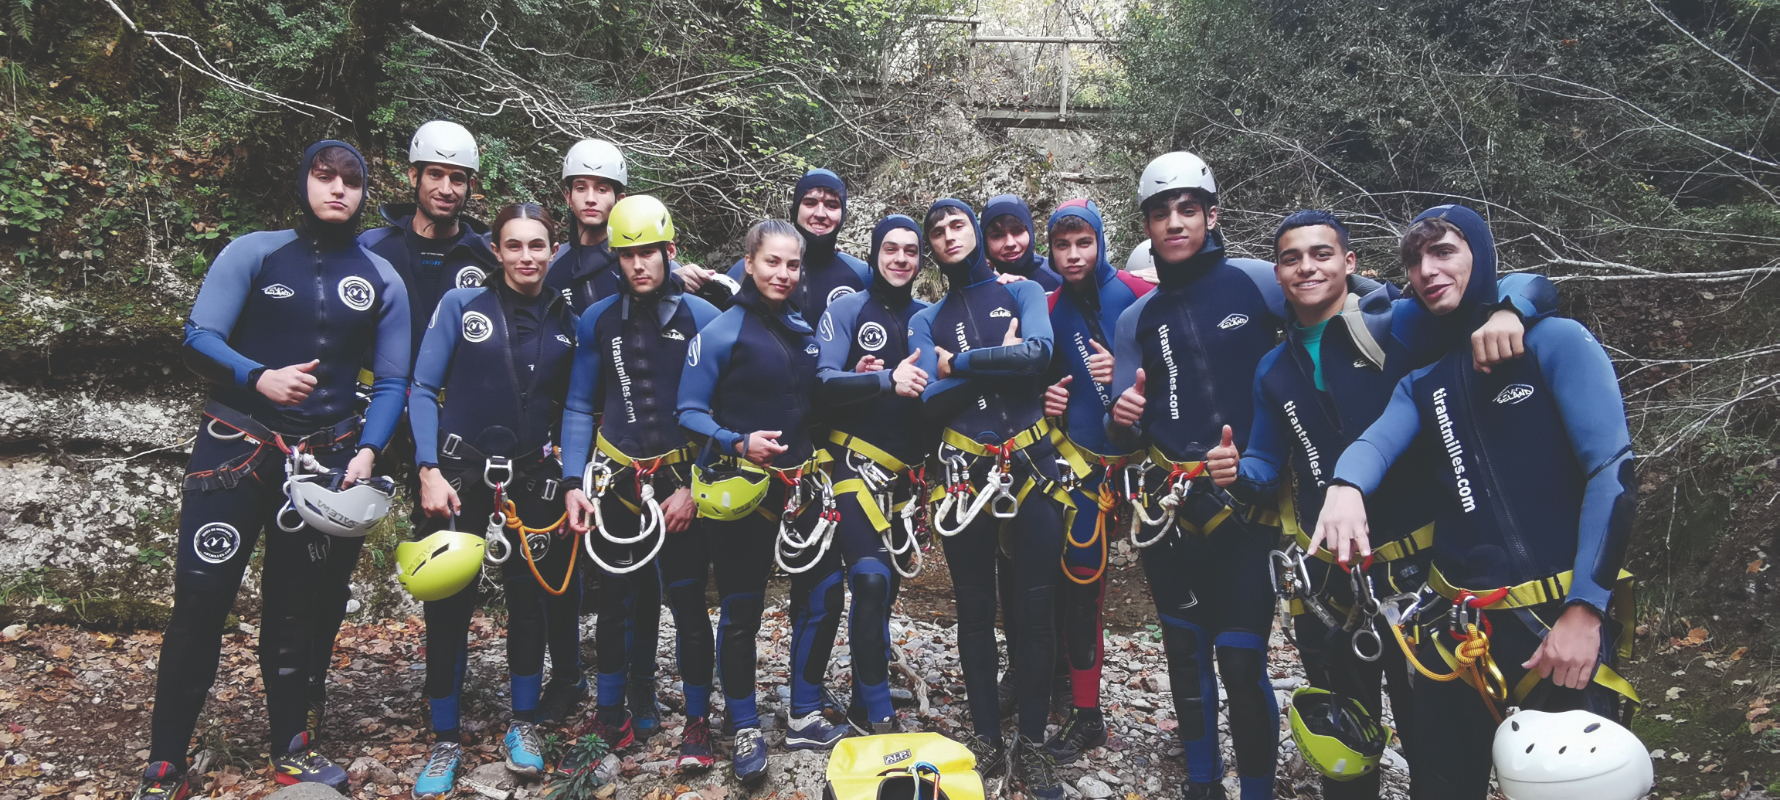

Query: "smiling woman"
left=490, top=203, right=559, bottom=298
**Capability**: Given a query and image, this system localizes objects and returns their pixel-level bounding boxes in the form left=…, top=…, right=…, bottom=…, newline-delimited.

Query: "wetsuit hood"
left=868, top=214, right=921, bottom=306
left=1152, top=225, right=1229, bottom=291
left=793, top=168, right=848, bottom=264
left=1409, top=203, right=1498, bottom=340
left=924, top=198, right=996, bottom=290
left=983, top=194, right=1042, bottom=276
left=1047, top=198, right=1115, bottom=293
left=298, top=139, right=368, bottom=244
left=378, top=202, right=490, bottom=236
left=734, top=268, right=814, bottom=333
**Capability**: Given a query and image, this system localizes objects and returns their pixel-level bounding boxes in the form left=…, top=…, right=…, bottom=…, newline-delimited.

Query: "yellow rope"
left=1062, top=481, right=1118, bottom=586
left=1388, top=619, right=1507, bottom=723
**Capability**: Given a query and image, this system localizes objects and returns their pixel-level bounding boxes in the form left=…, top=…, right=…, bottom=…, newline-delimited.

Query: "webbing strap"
left=595, top=434, right=691, bottom=468
left=742, top=451, right=834, bottom=522
left=833, top=477, right=893, bottom=534
left=1431, top=565, right=1639, bottom=669
left=1279, top=480, right=1434, bottom=564
left=1050, top=432, right=1137, bottom=481
left=939, top=418, right=1053, bottom=459
left=827, top=430, right=909, bottom=474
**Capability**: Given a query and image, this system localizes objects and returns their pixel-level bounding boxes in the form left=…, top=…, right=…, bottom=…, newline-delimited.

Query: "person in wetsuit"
left=908, top=198, right=1068, bottom=800
left=560, top=196, right=720, bottom=764
left=134, top=140, right=410, bottom=800
left=407, top=203, right=581, bottom=795
left=1316, top=205, right=1637, bottom=800
left=983, top=194, right=1063, bottom=291
left=676, top=219, right=827, bottom=784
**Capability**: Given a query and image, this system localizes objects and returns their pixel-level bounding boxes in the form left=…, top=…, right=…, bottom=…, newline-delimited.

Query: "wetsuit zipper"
left=494, top=287, right=551, bottom=454
left=1174, top=287, right=1219, bottom=458
left=1456, top=360, right=1537, bottom=580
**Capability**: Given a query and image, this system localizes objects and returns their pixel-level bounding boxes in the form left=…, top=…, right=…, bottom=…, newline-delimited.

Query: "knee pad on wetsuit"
left=717, top=592, right=765, bottom=695
left=1215, top=631, right=1279, bottom=778
left=793, top=569, right=845, bottom=686
left=667, top=579, right=709, bottom=629
left=849, top=560, right=894, bottom=686
left=1158, top=615, right=1213, bottom=740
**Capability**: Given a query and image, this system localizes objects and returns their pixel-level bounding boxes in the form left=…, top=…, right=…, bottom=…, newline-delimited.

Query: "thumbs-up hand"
left=257, top=359, right=321, bottom=406
left=1111, top=368, right=1147, bottom=427
left=934, top=346, right=955, bottom=380
left=1044, top=375, right=1072, bottom=418
left=1206, top=424, right=1239, bottom=487
left=1002, top=318, right=1021, bottom=346
left=1087, top=339, right=1115, bottom=384
left=893, top=349, right=929, bottom=398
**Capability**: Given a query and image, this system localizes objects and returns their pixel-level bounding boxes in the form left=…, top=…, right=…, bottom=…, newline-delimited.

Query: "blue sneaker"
left=504, top=721, right=546, bottom=778
left=732, top=727, right=768, bottom=783
left=413, top=742, right=462, bottom=798
left=785, top=711, right=846, bottom=750
left=271, top=732, right=348, bottom=790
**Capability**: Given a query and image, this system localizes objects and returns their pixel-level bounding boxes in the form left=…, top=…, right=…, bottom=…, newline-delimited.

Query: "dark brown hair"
left=1049, top=215, right=1094, bottom=239
left=1398, top=217, right=1466, bottom=271
left=744, top=219, right=803, bottom=258
left=924, top=205, right=971, bottom=236
left=984, top=214, right=1028, bottom=237
left=311, top=145, right=365, bottom=188
left=491, top=202, right=558, bottom=244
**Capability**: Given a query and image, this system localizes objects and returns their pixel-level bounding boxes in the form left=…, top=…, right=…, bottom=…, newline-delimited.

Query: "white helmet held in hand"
left=279, top=474, right=396, bottom=538
left=1492, top=709, right=1653, bottom=800
left=1125, top=240, right=1154, bottom=273
left=562, top=139, right=628, bottom=188
left=409, top=121, right=480, bottom=172
left=1137, top=151, right=1216, bottom=210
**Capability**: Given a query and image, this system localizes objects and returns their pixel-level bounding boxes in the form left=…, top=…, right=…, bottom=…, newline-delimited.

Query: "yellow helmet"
left=609, top=195, right=675, bottom=249
left=395, top=530, right=486, bottom=602
left=1288, top=686, right=1393, bottom=781
left=692, top=459, right=770, bottom=521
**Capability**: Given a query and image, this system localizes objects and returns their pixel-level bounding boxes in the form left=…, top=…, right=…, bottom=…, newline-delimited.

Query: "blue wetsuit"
left=358, top=204, right=498, bottom=360
left=807, top=215, right=933, bottom=729
left=546, top=236, right=621, bottom=314
left=1330, top=205, right=1636, bottom=800
left=1044, top=200, right=1155, bottom=713
left=152, top=140, right=410, bottom=768
left=983, top=194, right=1063, bottom=291
left=725, top=169, right=871, bottom=326
left=677, top=278, right=823, bottom=732
left=1104, top=227, right=1285, bottom=799
left=408, top=278, right=580, bottom=738
left=560, top=274, right=720, bottom=720
left=908, top=198, right=1065, bottom=747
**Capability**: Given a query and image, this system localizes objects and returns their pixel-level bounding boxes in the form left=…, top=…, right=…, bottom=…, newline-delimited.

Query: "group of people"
left=131, top=120, right=1646, bottom=800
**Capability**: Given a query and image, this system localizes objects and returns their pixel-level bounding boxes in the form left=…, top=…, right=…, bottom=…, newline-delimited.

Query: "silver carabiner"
left=483, top=513, right=512, bottom=565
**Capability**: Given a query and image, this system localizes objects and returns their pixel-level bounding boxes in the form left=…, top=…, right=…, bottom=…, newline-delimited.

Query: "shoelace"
left=422, top=744, right=460, bottom=778
left=511, top=723, right=541, bottom=753
left=684, top=720, right=711, bottom=748
left=734, top=730, right=762, bottom=760
left=1018, top=744, right=1057, bottom=784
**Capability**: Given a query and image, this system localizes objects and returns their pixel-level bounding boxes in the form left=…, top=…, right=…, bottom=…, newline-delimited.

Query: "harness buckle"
left=1056, top=457, right=1080, bottom=493
left=483, top=456, right=513, bottom=489
left=441, top=433, right=464, bottom=459
left=540, top=479, right=559, bottom=502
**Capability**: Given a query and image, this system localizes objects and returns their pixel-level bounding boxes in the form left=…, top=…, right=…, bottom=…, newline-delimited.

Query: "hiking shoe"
left=271, top=732, right=348, bottom=790
left=676, top=716, right=716, bottom=769
left=132, top=762, right=191, bottom=800
left=503, top=720, right=546, bottom=777
left=843, top=697, right=893, bottom=736
left=413, top=742, right=462, bottom=798
left=1043, top=706, right=1108, bottom=761
left=576, top=707, right=636, bottom=752
left=785, top=711, right=847, bottom=750
left=733, top=727, right=768, bottom=783
left=628, top=680, right=663, bottom=737
left=1182, top=780, right=1230, bottom=800
left=305, top=688, right=327, bottom=740
left=536, top=677, right=586, bottom=725
left=997, top=670, right=1018, bottom=718
left=1014, top=735, right=1064, bottom=800
left=962, top=733, right=1007, bottom=778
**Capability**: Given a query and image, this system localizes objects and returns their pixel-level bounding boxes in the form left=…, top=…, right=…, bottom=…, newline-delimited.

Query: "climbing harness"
left=475, top=458, right=575, bottom=595
left=844, top=447, right=928, bottom=579
left=1124, top=459, right=1198, bottom=547
left=579, top=441, right=683, bottom=575
left=775, top=458, right=841, bottom=575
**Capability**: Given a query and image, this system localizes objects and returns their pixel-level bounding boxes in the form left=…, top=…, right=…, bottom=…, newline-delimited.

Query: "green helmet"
left=1288, top=686, right=1393, bottom=781
left=395, top=530, right=485, bottom=602
left=692, top=459, right=770, bottom=521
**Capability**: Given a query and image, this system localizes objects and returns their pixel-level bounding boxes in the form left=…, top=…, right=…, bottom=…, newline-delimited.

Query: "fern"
left=9, top=0, right=31, bottom=43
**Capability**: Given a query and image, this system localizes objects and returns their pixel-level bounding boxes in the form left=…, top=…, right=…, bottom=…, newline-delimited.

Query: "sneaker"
left=997, top=670, right=1018, bottom=718
left=962, top=733, right=1007, bottom=778
left=628, top=681, right=663, bottom=737
left=536, top=678, right=587, bottom=725
left=842, top=697, right=894, bottom=736
left=1043, top=707, right=1108, bottom=762
left=305, top=688, right=327, bottom=740
left=1182, top=780, right=1230, bottom=800
left=576, top=707, right=636, bottom=752
left=271, top=732, right=348, bottom=790
left=676, top=716, right=716, bottom=769
left=132, top=762, right=191, bottom=800
left=732, top=727, right=768, bottom=783
left=413, top=742, right=462, bottom=798
left=1013, top=735, right=1064, bottom=800
left=785, top=711, right=847, bottom=750
left=503, top=720, right=546, bottom=778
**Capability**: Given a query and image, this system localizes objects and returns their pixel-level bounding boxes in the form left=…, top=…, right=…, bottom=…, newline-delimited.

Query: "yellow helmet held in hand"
left=1288, top=686, right=1393, bottom=781
left=692, top=458, right=770, bottom=521
left=608, top=195, right=675, bottom=249
left=395, top=530, right=485, bottom=602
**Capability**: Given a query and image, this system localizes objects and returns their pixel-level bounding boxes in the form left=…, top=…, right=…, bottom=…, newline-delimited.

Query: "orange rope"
left=502, top=497, right=576, bottom=596
left=1062, top=479, right=1117, bottom=585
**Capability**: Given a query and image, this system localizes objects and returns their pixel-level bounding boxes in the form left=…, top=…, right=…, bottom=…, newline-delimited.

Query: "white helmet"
left=1125, top=240, right=1154, bottom=272
left=1137, top=151, right=1216, bottom=210
left=1492, top=710, right=1653, bottom=800
left=279, top=474, right=396, bottom=538
left=562, top=139, right=628, bottom=188
left=409, top=121, right=480, bottom=172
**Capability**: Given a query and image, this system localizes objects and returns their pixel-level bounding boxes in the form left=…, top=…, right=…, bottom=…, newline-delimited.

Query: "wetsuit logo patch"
left=262, top=284, right=294, bottom=299
left=804, top=344, right=820, bottom=355
left=194, top=522, right=241, bottom=565
left=687, top=335, right=702, bottom=366
left=827, top=286, right=857, bottom=306
left=820, top=314, right=836, bottom=342
left=1494, top=384, right=1536, bottom=405
left=338, top=276, right=375, bottom=311
left=663, top=329, right=685, bottom=341
left=556, top=334, right=572, bottom=346
left=989, top=307, right=1012, bottom=318
left=858, top=321, right=888, bottom=352
left=462, top=311, right=494, bottom=343
left=527, top=532, right=551, bottom=559
left=455, top=266, right=487, bottom=289
left=1218, top=313, right=1249, bottom=330
left=1353, top=358, right=1369, bottom=368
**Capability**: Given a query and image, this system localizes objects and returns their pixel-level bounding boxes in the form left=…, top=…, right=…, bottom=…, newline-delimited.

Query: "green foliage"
left=0, top=124, right=74, bottom=273
left=546, top=734, right=612, bottom=799
left=6, top=0, right=32, bottom=43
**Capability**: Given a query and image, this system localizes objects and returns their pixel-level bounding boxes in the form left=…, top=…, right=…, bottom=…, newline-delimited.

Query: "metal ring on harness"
left=483, top=457, right=514, bottom=490
left=1346, top=557, right=1385, bottom=662
left=483, top=512, right=512, bottom=565
left=988, top=469, right=1019, bottom=519
left=276, top=495, right=307, bottom=532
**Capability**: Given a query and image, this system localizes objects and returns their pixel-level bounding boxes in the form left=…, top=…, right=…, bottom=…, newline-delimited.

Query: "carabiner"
left=483, top=456, right=513, bottom=490
left=989, top=469, right=1019, bottom=519
left=484, top=514, right=512, bottom=565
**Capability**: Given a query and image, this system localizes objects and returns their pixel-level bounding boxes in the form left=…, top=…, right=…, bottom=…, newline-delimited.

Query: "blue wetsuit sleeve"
left=560, top=297, right=618, bottom=487
left=816, top=299, right=893, bottom=406
left=1231, top=352, right=1287, bottom=505
left=685, top=295, right=722, bottom=330
left=182, top=232, right=289, bottom=388
left=677, top=311, right=744, bottom=456
left=912, top=302, right=982, bottom=422
left=407, top=289, right=464, bottom=467
left=360, top=250, right=412, bottom=453
left=725, top=258, right=747, bottom=283
left=1104, top=297, right=1147, bottom=451
left=1232, top=258, right=1289, bottom=327
left=1535, top=321, right=1636, bottom=613
left=1331, top=369, right=1426, bottom=495
left=1496, top=273, right=1559, bottom=323
left=950, top=281, right=1055, bottom=377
